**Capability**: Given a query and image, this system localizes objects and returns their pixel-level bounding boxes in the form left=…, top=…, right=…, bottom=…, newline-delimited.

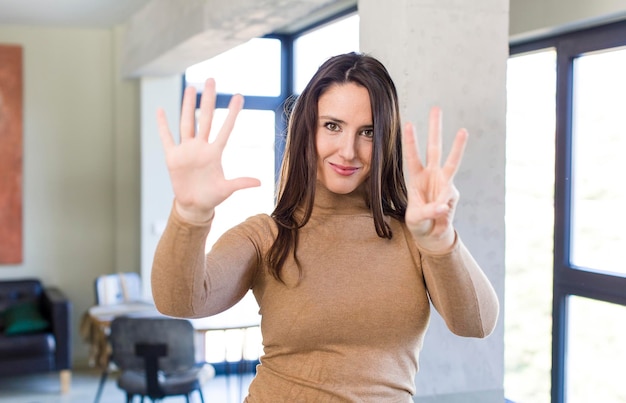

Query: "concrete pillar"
left=358, top=1, right=507, bottom=402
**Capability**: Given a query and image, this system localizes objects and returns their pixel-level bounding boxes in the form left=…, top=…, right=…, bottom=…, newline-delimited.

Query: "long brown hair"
left=268, top=52, right=407, bottom=281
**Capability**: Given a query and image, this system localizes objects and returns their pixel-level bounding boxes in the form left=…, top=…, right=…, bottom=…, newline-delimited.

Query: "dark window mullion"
left=193, top=93, right=282, bottom=111
left=557, top=20, right=626, bottom=56
left=551, top=288, right=568, bottom=403
left=551, top=37, right=576, bottom=403
left=561, top=269, right=626, bottom=305
left=553, top=38, right=575, bottom=279
left=215, top=94, right=282, bottom=111
left=274, top=34, right=293, bottom=181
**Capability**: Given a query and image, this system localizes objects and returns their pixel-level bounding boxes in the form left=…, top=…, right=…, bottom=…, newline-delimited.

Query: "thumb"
left=227, top=177, right=262, bottom=193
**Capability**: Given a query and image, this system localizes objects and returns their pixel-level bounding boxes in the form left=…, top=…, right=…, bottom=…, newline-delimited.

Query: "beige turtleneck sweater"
left=152, top=184, right=499, bottom=402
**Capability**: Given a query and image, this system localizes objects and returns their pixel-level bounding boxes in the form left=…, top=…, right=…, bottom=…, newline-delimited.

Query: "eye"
left=324, top=122, right=340, bottom=132
left=360, top=128, right=374, bottom=139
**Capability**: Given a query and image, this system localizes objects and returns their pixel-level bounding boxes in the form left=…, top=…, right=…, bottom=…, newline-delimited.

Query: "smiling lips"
left=329, top=162, right=360, bottom=176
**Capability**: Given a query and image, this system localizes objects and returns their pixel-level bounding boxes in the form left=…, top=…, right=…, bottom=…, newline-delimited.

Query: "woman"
left=152, top=52, right=498, bottom=402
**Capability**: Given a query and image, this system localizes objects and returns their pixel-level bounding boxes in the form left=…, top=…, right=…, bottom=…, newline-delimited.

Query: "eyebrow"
left=319, top=115, right=373, bottom=128
left=319, top=115, right=345, bottom=124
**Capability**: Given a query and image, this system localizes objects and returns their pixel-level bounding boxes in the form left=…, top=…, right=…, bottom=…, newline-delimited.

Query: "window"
left=507, top=21, right=626, bottom=403
left=202, top=108, right=276, bottom=249
left=567, top=296, right=626, bottom=402
left=183, top=7, right=359, bottom=372
left=293, top=13, right=359, bottom=93
left=185, top=38, right=282, bottom=96
left=570, top=48, right=626, bottom=276
left=505, top=48, right=556, bottom=403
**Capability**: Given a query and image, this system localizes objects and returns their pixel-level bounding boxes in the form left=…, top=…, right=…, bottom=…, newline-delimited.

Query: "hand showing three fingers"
left=402, top=107, right=468, bottom=252
left=157, top=78, right=261, bottom=223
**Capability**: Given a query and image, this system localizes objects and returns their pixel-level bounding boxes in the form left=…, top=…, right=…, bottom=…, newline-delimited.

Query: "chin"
left=321, top=179, right=365, bottom=195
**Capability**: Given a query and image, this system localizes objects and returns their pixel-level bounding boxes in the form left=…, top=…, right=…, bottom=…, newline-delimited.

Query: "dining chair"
left=90, top=272, right=150, bottom=403
left=109, top=316, right=215, bottom=403
left=94, top=272, right=142, bottom=305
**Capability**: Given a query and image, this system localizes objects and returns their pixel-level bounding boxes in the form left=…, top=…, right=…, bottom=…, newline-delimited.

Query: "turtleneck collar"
left=311, top=181, right=370, bottom=216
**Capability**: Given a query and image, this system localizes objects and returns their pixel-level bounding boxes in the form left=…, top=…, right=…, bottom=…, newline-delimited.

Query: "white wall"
left=113, top=26, right=141, bottom=276
left=139, top=76, right=180, bottom=301
left=0, top=25, right=140, bottom=366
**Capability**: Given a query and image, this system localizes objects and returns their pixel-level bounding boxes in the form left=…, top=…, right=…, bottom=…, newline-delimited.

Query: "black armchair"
left=0, top=278, right=72, bottom=393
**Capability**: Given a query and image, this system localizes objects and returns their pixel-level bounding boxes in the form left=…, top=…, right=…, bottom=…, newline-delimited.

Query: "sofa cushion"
left=0, top=279, right=42, bottom=312
left=2, top=302, right=50, bottom=335
left=0, top=332, right=55, bottom=360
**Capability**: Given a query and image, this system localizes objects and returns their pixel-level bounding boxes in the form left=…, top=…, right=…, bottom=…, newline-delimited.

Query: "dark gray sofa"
left=0, top=278, right=72, bottom=393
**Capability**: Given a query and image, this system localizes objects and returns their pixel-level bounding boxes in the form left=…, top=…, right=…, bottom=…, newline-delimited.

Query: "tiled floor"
left=0, top=367, right=254, bottom=403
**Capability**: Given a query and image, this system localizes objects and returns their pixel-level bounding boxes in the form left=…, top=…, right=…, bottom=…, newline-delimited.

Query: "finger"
left=197, top=78, right=216, bottom=142
left=433, top=193, right=453, bottom=214
left=227, top=177, right=262, bottom=193
left=156, top=108, right=175, bottom=150
left=179, top=86, right=198, bottom=141
left=427, top=106, right=442, bottom=168
left=402, top=122, right=424, bottom=175
left=409, top=217, right=434, bottom=237
left=442, top=128, right=469, bottom=179
left=214, top=94, right=244, bottom=148
left=415, top=200, right=450, bottom=225
left=432, top=183, right=459, bottom=217
left=218, top=177, right=262, bottom=203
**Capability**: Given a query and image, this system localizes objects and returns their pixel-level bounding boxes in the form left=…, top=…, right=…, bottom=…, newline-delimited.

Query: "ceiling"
left=0, top=0, right=151, bottom=29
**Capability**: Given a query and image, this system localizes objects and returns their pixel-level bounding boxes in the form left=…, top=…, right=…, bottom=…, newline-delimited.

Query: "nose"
left=337, top=131, right=357, bottom=160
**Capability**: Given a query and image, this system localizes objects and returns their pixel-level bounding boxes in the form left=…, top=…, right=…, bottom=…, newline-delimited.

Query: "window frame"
left=510, top=19, right=626, bottom=403
left=183, top=5, right=358, bottom=181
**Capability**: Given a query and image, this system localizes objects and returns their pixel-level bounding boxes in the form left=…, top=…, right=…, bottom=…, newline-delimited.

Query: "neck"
left=311, top=182, right=369, bottom=215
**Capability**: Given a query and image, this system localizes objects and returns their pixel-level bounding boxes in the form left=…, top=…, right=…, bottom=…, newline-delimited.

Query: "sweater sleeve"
left=151, top=204, right=272, bottom=319
left=419, top=233, right=499, bottom=338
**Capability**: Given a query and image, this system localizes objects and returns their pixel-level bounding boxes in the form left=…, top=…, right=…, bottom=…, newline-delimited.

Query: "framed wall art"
left=0, top=44, right=23, bottom=264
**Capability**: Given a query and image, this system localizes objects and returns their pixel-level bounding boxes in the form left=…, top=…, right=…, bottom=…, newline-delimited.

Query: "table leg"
left=93, top=368, right=109, bottom=403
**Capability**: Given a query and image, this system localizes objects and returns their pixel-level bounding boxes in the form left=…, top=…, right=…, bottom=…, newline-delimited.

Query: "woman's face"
left=315, top=83, right=373, bottom=194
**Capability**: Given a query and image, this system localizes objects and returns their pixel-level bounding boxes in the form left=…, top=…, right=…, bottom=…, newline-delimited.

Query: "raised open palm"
left=157, top=78, right=261, bottom=222
left=402, top=107, right=468, bottom=251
